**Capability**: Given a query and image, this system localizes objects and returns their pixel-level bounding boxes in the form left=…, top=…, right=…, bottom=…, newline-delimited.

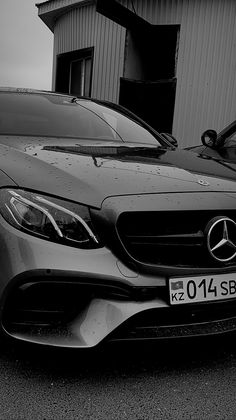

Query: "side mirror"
left=160, top=133, right=178, bottom=148
left=201, top=129, right=217, bottom=148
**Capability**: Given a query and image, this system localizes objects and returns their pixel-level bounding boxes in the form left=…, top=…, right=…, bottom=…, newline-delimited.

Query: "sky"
left=0, top=0, right=53, bottom=90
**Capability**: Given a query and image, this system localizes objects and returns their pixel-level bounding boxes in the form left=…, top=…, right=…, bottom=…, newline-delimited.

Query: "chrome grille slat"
left=127, top=232, right=204, bottom=240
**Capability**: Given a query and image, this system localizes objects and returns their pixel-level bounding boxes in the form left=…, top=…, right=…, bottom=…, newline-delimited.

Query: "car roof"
left=0, top=87, right=70, bottom=97
left=0, top=87, right=100, bottom=105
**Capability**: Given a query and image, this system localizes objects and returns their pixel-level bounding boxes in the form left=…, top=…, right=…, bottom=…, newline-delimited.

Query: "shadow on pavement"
left=0, top=333, right=236, bottom=381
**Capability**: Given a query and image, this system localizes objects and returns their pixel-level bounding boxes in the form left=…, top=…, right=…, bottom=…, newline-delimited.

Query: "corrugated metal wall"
left=53, top=4, right=126, bottom=102
left=52, top=0, right=236, bottom=146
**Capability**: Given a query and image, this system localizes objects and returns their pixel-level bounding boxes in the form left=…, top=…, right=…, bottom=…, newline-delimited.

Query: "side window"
left=229, top=133, right=236, bottom=143
left=56, top=48, right=93, bottom=97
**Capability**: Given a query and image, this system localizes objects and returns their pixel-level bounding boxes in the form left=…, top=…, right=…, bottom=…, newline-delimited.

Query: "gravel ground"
left=0, top=335, right=235, bottom=419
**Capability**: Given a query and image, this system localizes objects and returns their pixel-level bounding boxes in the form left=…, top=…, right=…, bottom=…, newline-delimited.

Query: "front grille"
left=116, top=210, right=236, bottom=268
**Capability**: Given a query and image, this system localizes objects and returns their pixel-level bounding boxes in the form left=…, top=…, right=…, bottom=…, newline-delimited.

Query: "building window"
left=69, top=56, right=92, bottom=96
left=56, top=48, right=93, bottom=97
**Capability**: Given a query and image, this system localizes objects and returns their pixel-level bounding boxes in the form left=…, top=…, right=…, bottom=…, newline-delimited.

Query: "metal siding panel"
left=103, top=19, right=111, bottom=99
left=94, top=13, right=106, bottom=98
left=98, top=15, right=108, bottom=98
left=172, top=0, right=236, bottom=147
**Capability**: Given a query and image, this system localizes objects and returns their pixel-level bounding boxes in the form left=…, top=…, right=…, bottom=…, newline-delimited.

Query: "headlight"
left=0, top=189, right=100, bottom=249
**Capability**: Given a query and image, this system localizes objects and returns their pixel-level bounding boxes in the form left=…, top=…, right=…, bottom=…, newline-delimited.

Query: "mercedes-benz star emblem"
left=198, top=179, right=209, bottom=186
left=206, top=216, right=236, bottom=262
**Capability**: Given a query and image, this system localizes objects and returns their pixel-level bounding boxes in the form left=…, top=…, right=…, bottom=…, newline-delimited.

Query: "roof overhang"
left=96, top=0, right=151, bottom=31
left=36, top=0, right=94, bottom=32
left=37, top=0, right=151, bottom=33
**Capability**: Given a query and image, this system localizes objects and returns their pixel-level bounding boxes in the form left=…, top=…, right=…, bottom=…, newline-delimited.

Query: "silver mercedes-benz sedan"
left=0, top=87, right=236, bottom=347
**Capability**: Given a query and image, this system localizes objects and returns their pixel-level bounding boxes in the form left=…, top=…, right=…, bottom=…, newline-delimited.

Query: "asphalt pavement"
left=0, top=335, right=235, bottom=419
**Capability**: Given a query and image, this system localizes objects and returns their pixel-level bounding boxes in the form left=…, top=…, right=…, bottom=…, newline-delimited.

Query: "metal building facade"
left=53, top=4, right=126, bottom=102
left=38, top=0, right=236, bottom=147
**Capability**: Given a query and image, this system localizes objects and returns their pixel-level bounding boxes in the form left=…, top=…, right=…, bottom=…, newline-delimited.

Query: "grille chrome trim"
left=116, top=210, right=236, bottom=268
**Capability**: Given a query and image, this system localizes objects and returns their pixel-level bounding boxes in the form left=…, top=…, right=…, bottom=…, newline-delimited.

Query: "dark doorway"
left=120, top=77, right=176, bottom=134
left=119, top=25, right=180, bottom=133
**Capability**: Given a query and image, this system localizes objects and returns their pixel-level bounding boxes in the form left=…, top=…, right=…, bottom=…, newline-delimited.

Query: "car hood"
left=0, top=136, right=236, bottom=208
left=187, top=144, right=236, bottom=167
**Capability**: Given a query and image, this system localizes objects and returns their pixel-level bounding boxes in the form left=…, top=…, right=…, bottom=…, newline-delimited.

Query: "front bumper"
left=1, top=197, right=236, bottom=348
left=0, top=214, right=169, bottom=347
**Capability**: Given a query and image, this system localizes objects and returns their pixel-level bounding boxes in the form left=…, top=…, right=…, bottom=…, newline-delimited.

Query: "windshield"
left=78, top=100, right=162, bottom=145
left=0, top=92, right=162, bottom=146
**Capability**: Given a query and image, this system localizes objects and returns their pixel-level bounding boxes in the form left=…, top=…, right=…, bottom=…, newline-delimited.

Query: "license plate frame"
left=169, top=273, right=236, bottom=305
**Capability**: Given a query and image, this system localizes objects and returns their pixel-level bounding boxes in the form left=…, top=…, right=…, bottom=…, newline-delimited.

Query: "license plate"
left=169, top=273, right=236, bottom=305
